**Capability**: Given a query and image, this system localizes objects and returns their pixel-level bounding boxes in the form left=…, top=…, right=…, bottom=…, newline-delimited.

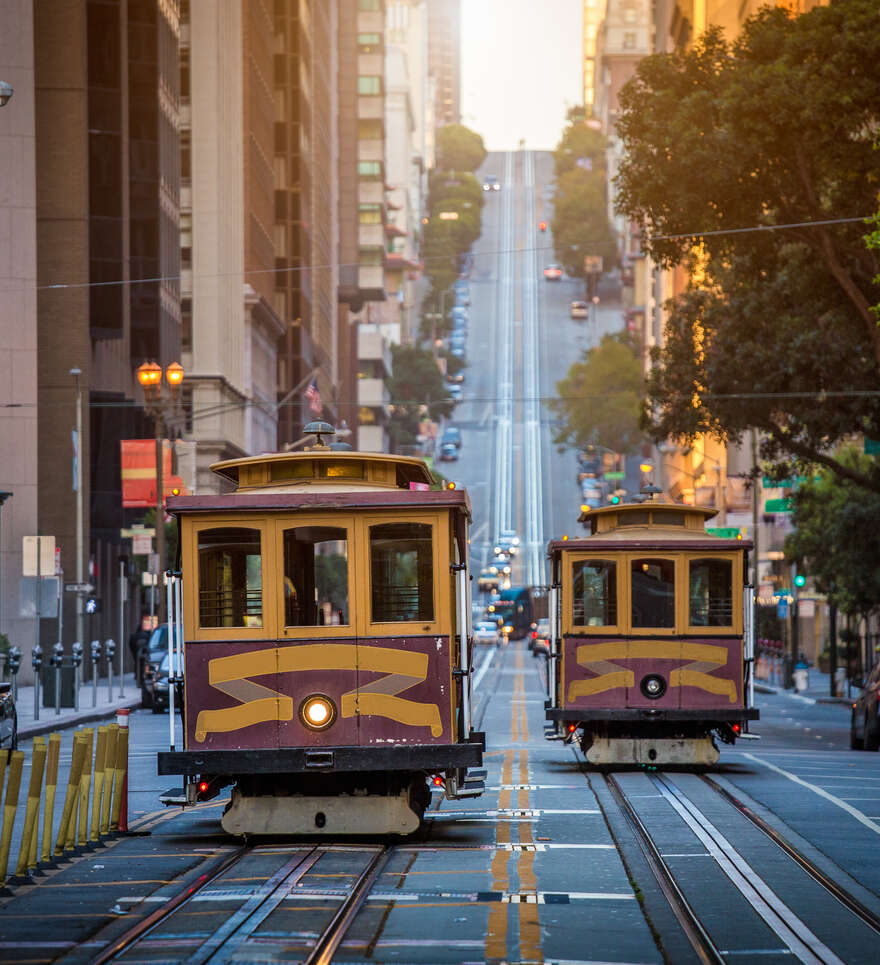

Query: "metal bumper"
left=158, top=734, right=485, bottom=777
left=546, top=708, right=760, bottom=723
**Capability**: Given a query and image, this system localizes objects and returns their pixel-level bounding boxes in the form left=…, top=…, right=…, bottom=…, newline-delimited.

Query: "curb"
left=19, top=696, right=142, bottom=740
left=754, top=682, right=856, bottom=706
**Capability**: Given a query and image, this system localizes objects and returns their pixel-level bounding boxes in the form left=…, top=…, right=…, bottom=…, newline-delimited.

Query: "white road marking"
left=744, top=752, right=880, bottom=835
left=472, top=646, right=496, bottom=692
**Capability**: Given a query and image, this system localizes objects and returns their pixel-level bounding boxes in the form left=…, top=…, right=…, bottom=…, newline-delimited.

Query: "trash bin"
left=42, top=657, right=76, bottom=708
left=794, top=667, right=809, bottom=692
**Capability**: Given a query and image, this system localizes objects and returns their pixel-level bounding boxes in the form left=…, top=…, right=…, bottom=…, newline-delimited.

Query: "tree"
left=785, top=446, right=880, bottom=622
left=551, top=169, right=618, bottom=278
left=387, top=345, right=452, bottom=452
left=550, top=333, right=644, bottom=453
left=615, top=1, right=880, bottom=491
left=435, top=124, right=487, bottom=173
left=554, top=123, right=606, bottom=178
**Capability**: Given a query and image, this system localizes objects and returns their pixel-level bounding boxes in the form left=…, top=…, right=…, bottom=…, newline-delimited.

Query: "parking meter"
left=52, top=641, right=64, bottom=716
left=105, top=638, right=116, bottom=702
left=90, top=639, right=102, bottom=708
left=32, top=644, right=43, bottom=721
left=8, top=646, right=21, bottom=702
left=72, top=642, right=83, bottom=712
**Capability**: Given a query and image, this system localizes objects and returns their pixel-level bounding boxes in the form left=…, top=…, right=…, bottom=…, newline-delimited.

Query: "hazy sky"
left=461, top=0, right=583, bottom=152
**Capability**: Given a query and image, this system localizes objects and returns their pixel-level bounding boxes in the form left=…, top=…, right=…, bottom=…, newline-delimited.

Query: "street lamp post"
left=0, top=492, right=11, bottom=650
left=70, top=368, right=84, bottom=650
left=136, top=360, right=184, bottom=624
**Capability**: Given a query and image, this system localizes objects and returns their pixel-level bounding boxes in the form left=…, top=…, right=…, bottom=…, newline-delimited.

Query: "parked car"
left=850, top=661, right=880, bottom=750
left=482, top=174, right=501, bottom=192
left=473, top=621, right=501, bottom=646
left=0, top=683, right=17, bottom=750
left=140, top=623, right=171, bottom=709
left=477, top=567, right=500, bottom=594
left=447, top=383, right=463, bottom=402
left=147, top=651, right=184, bottom=714
left=543, top=264, right=563, bottom=281
left=441, top=426, right=462, bottom=449
left=570, top=300, right=589, bottom=319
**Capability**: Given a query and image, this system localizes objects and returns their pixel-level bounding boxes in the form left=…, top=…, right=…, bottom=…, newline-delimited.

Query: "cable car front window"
left=283, top=527, right=349, bottom=627
left=631, top=558, right=675, bottom=629
left=572, top=560, right=617, bottom=626
left=370, top=522, right=434, bottom=623
left=689, top=558, right=733, bottom=627
left=198, top=528, right=262, bottom=628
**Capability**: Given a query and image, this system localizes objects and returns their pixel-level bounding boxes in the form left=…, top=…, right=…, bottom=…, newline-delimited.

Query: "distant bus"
left=491, top=586, right=548, bottom=639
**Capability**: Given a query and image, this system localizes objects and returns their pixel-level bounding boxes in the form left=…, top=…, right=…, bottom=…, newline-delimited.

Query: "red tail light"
left=199, top=781, right=209, bottom=794
left=567, top=724, right=576, bottom=733
left=531, top=631, right=537, bottom=639
left=432, top=775, right=444, bottom=787
left=732, top=723, right=741, bottom=735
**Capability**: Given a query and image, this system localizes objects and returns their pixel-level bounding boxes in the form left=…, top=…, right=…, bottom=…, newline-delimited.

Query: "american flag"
left=305, top=377, right=323, bottom=415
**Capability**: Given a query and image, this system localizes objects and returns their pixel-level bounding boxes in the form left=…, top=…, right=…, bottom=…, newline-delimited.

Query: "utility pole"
left=71, top=368, right=84, bottom=650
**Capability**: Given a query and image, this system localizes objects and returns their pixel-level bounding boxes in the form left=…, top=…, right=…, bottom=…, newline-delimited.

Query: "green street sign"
left=764, top=497, right=792, bottom=513
left=865, top=438, right=880, bottom=455
left=604, top=471, right=625, bottom=480
left=706, top=527, right=741, bottom=539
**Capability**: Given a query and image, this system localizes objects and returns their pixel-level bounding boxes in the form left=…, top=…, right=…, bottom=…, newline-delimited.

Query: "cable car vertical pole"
left=166, top=571, right=175, bottom=751
left=457, top=563, right=470, bottom=740
left=744, top=584, right=755, bottom=711
left=175, top=571, right=184, bottom=741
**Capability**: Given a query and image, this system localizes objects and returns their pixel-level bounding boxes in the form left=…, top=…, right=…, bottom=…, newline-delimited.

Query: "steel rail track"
left=604, top=773, right=725, bottom=965
left=88, top=843, right=389, bottom=965
left=701, top=774, right=880, bottom=937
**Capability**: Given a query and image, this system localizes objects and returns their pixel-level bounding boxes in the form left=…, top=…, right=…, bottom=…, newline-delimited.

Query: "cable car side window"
left=370, top=522, right=434, bottom=623
left=631, top=558, right=675, bottom=629
left=572, top=560, right=617, bottom=627
left=689, top=558, right=733, bottom=627
left=283, top=526, right=349, bottom=627
left=198, top=527, right=263, bottom=628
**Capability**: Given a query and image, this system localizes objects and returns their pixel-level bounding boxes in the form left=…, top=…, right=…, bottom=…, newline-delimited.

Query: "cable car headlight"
left=299, top=694, right=337, bottom=730
left=640, top=674, right=667, bottom=700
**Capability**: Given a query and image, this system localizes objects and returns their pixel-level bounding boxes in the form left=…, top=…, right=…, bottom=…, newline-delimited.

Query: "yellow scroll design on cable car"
left=568, top=642, right=737, bottom=703
left=194, top=644, right=442, bottom=742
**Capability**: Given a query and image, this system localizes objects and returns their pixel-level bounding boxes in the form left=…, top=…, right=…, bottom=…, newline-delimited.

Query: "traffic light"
left=794, top=573, right=806, bottom=588
left=85, top=596, right=102, bottom=614
left=610, top=494, right=621, bottom=505
left=539, top=221, right=547, bottom=232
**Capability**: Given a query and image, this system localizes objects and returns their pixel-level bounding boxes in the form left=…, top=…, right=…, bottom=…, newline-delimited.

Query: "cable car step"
left=159, top=787, right=187, bottom=807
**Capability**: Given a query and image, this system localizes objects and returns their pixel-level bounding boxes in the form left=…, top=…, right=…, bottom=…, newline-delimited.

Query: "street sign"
left=142, top=572, right=159, bottom=586
left=20, top=577, right=60, bottom=618
left=121, top=526, right=155, bottom=538
left=764, top=497, right=792, bottom=513
left=132, top=534, right=153, bottom=556
left=22, top=535, right=56, bottom=577
left=865, top=438, right=880, bottom=455
left=64, top=581, right=95, bottom=594
left=439, top=211, right=459, bottom=220
left=604, top=471, right=625, bottom=481
left=706, top=527, right=741, bottom=539
left=777, top=600, right=789, bottom=619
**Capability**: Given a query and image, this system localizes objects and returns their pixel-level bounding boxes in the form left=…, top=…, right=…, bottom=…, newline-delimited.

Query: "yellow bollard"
left=77, top=728, right=94, bottom=847
left=110, top=723, right=129, bottom=832
left=0, top=751, right=25, bottom=887
left=14, top=738, right=47, bottom=880
left=26, top=738, right=48, bottom=876
left=40, top=733, right=61, bottom=866
left=89, top=727, right=107, bottom=843
left=0, top=749, right=7, bottom=812
left=100, top=724, right=118, bottom=835
left=56, top=734, right=86, bottom=857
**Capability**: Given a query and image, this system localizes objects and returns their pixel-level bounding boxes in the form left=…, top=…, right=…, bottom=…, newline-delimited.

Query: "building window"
left=282, top=527, right=349, bottom=627
left=370, top=522, right=434, bottom=623
left=180, top=46, right=190, bottom=98
left=623, top=32, right=636, bottom=49
left=198, top=528, right=262, bottom=628
left=357, top=75, right=382, bottom=96
left=359, top=246, right=384, bottom=266
left=631, top=559, right=675, bottom=629
left=358, top=203, right=382, bottom=225
left=181, top=296, right=192, bottom=353
left=624, top=7, right=637, bottom=23
left=358, top=0, right=381, bottom=10
left=358, top=118, right=383, bottom=140
left=357, top=160, right=382, bottom=179
left=180, top=131, right=191, bottom=181
left=357, top=32, right=382, bottom=53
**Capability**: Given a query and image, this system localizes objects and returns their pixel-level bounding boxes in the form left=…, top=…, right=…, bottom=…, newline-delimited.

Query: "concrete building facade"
left=427, top=0, right=460, bottom=128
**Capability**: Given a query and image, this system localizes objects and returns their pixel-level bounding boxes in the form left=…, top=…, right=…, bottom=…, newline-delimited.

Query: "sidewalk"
left=754, top=665, right=860, bottom=706
left=13, top=672, right=142, bottom=740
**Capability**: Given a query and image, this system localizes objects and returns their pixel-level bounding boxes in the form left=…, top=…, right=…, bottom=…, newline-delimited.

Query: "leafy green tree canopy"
left=435, top=124, right=488, bottom=173
left=554, top=123, right=606, bottom=178
left=387, top=344, right=452, bottom=452
left=551, top=169, right=618, bottom=278
left=785, top=446, right=880, bottom=619
left=615, top=1, right=880, bottom=491
left=550, top=333, right=644, bottom=454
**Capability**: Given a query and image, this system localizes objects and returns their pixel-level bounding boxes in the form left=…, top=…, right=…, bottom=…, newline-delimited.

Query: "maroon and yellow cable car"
left=158, top=427, right=484, bottom=835
left=545, top=501, right=758, bottom=766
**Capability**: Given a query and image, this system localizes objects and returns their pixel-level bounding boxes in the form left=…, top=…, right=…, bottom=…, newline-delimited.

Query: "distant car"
left=482, top=175, right=500, bottom=192
left=441, top=426, right=461, bottom=449
left=147, top=651, right=183, bottom=714
left=454, top=291, right=470, bottom=308
left=0, top=683, right=17, bottom=750
left=492, top=556, right=512, bottom=576
left=851, top=661, right=880, bottom=750
left=544, top=264, right=563, bottom=281
left=531, top=619, right=551, bottom=657
left=140, top=623, right=171, bottom=709
left=439, top=442, right=459, bottom=462
left=448, top=383, right=463, bottom=401
left=450, top=336, right=466, bottom=352
left=494, top=534, right=520, bottom=557
left=447, top=371, right=464, bottom=384
left=451, top=305, right=468, bottom=320
left=473, top=621, right=501, bottom=646
left=477, top=568, right=500, bottom=594
left=450, top=345, right=465, bottom=359
left=570, top=300, right=589, bottom=319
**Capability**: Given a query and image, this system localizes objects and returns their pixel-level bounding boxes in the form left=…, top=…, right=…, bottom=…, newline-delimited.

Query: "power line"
left=650, top=215, right=874, bottom=242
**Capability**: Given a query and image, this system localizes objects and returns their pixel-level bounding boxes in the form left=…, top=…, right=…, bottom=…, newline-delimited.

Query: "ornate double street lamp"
left=136, top=360, right=184, bottom=621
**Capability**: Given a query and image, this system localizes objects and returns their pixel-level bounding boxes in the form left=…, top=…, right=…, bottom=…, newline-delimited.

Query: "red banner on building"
left=121, top=439, right=185, bottom=508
